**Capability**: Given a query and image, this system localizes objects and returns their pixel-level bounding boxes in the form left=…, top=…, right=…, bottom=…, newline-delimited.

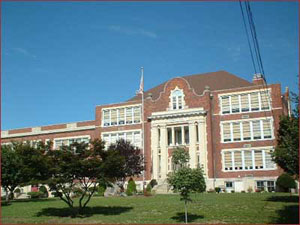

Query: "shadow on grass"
left=171, top=212, right=204, bottom=223
left=36, top=206, right=133, bottom=218
left=1, top=198, right=57, bottom=207
left=270, top=204, right=299, bottom=224
left=265, top=195, right=299, bottom=203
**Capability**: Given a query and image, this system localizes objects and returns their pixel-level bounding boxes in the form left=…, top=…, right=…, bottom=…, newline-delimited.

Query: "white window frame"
left=220, top=118, right=274, bottom=143
left=169, top=87, right=185, bottom=110
left=101, top=104, right=142, bottom=127
left=219, top=89, right=272, bottom=115
left=221, top=147, right=277, bottom=172
left=53, top=135, right=90, bottom=149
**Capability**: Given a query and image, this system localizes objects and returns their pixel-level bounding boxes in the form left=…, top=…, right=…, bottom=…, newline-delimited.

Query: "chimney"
left=252, top=73, right=266, bottom=86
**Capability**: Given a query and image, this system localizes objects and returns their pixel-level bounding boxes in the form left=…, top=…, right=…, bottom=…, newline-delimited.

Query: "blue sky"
left=1, top=1, right=298, bottom=130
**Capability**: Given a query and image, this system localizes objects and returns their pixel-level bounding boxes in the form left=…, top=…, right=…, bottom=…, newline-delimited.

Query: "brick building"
left=1, top=70, right=290, bottom=193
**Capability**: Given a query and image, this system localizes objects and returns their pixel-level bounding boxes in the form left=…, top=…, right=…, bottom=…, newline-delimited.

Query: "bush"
left=14, top=188, right=21, bottom=194
left=241, top=190, right=246, bottom=193
left=150, top=179, right=158, bottom=188
left=126, top=178, right=137, bottom=196
left=145, top=183, right=152, bottom=196
left=276, top=173, right=296, bottom=192
left=27, top=191, right=44, bottom=199
left=39, top=185, right=48, bottom=198
left=247, top=187, right=253, bottom=193
left=215, top=187, right=221, bottom=193
left=231, top=190, right=235, bottom=193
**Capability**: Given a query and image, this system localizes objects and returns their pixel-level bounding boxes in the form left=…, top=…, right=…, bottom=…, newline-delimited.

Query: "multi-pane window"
left=265, top=150, right=275, bottom=169
left=222, top=119, right=273, bottom=143
left=250, top=92, right=260, bottom=111
left=224, top=152, right=233, bottom=170
left=171, top=90, right=184, bottom=110
left=254, top=150, right=263, bottom=169
left=102, top=105, right=141, bottom=127
left=54, top=137, right=89, bottom=150
left=262, top=120, right=272, bottom=138
left=111, top=109, right=117, bottom=125
left=231, top=95, right=240, bottom=113
left=244, top=151, right=253, bottom=170
left=221, top=96, right=230, bottom=114
left=256, top=181, right=265, bottom=191
left=167, top=126, right=190, bottom=146
left=241, top=94, right=250, bottom=112
left=133, top=107, right=141, bottom=123
left=223, top=149, right=275, bottom=171
left=252, top=121, right=262, bottom=140
left=267, top=181, right=275, bottom=192
left=103, top=110, right=110, bottom=126
left=126, top=107, right=133, bottom=124
left=232, top=123, right=241, bottom=141
left=221, top=91, right=271, bottom=114
left=225, top=181, right=233, bottom=188
left=118, top=108, right=125, bottom=125
left=102, top=130, right=142, bottom=149
left=223, top=123, right=231, bottom=142
left=256, top=181, right=276, bottom=192
left=242, top=121, right=251, bottom=140
left=234, top=151, right=243, bottom=170
left=260, top=91, right=270, bottom=110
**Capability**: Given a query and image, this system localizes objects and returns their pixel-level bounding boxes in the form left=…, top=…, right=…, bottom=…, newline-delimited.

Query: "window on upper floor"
left=171, top=88, right=184, bottom=110
left=221, top=119, right=273, bottom=143
left=102, top=105, right=141, bottom=127
left=220, top=91, right=271, bottom=115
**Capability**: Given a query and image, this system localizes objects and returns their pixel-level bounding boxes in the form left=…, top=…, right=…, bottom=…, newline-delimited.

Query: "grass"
left=1, top=193, right=299, bottom=224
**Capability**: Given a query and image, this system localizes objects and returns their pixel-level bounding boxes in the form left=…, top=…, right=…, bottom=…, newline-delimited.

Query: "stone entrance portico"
left=149, top=107, right=208, bottom=182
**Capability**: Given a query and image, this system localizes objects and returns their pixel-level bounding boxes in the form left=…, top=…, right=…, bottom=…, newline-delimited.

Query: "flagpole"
left=141, top=67, right=145, bottom=192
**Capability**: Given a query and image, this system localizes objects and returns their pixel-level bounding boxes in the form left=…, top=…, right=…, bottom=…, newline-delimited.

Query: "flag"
left=136, top=68, right=144, bottom=94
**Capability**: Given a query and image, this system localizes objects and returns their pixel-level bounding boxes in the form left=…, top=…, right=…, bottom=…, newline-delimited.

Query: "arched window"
left=171, top=89, right=184, bottom=110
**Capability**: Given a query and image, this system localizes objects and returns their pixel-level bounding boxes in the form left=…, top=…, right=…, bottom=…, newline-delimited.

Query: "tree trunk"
left=184, top=200, right=188, bottom=224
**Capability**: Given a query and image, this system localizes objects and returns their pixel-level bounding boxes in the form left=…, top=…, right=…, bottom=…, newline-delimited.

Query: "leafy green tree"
left=107, top=139, right=144, bottom=189
left=272, top=92, right=299, bottom=178
left=1, top=142, right=49, bottom=203
left=168, top=167, right=206, bottom=224
left=1, top=144, right=23, bottom=202
left=172, top=147, right=190, bottom=170
left=45, top=139, right=125, bottom=211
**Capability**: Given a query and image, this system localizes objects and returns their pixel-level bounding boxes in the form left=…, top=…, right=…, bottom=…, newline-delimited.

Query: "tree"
left=1, top=142, right=49, bottom=203
left=272, top=92, right=299, bottom=178
left=172, top=147, right=190, bottom=170
left=168, top=167, right=206, bottom=224
left=1, top=145, right=23, bottom=203
left=107, top=139, right=144, bottom=190
left=45, top=139, right=125, bottom=211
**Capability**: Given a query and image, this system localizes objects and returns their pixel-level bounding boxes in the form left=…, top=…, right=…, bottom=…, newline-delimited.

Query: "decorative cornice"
left=148, top=109, right=206, bottom=120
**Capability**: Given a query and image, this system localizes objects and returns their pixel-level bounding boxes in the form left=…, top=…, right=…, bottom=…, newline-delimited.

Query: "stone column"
left=189, top=122, right=197, bottom=168
left=181, top=126, right=185, bottom=145
left=171, top=127, right=175, bottom=146
left=198, top=120, right=208, bottom=175
left=160, top=125, right=168, bottom=179
left=151, top=125, right=159, bottom=180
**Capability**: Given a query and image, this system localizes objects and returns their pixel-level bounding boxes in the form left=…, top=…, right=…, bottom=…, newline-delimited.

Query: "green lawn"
left=1, top=193, right=299, bottom=224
